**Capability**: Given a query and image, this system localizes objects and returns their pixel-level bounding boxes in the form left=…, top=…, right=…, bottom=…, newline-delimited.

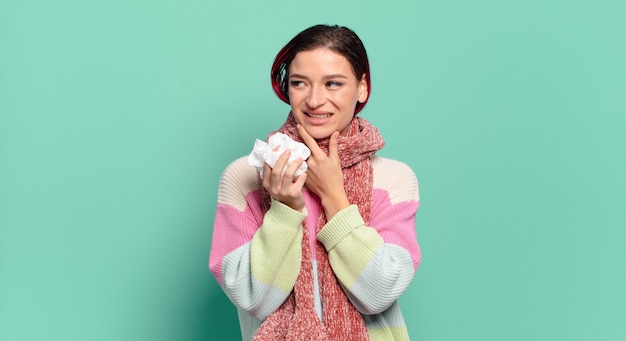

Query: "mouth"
left=305, top=112, right=332, bottom=119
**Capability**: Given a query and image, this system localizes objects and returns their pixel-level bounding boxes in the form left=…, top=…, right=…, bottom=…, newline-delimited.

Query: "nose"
left=306, top=85, right=326, bottom=108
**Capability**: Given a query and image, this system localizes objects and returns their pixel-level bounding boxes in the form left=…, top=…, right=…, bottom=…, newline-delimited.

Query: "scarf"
left=253, top=113, right=385, bottom=341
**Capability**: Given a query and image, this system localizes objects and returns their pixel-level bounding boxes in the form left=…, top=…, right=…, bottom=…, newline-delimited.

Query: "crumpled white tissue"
left=247, top=133, right=311, bottom=179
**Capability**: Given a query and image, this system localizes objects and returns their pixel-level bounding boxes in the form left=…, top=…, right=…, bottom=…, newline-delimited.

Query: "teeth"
left=307, top=113, right=331, bottom=118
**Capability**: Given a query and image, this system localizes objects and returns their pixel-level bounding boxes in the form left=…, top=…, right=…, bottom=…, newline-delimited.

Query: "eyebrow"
left=289, top=73, right=349, bottom=80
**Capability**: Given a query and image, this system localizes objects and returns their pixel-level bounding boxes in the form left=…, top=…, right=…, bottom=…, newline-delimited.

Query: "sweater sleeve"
left=209, top=157, right=306, bottom=321
left=316, top=157, right=420, bottom=315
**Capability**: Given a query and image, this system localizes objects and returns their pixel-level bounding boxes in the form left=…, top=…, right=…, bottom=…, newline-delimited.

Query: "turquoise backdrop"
left=1, top=0, right=625, bottom=340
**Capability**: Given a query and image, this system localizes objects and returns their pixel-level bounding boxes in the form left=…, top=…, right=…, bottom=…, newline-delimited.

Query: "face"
left=287, top=48, right=368, bottom=140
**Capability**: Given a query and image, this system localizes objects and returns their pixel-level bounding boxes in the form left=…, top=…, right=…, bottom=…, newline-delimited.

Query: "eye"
left=289, top=80, right=306, bottom=88
left=326, top=81, right=343, bottom=89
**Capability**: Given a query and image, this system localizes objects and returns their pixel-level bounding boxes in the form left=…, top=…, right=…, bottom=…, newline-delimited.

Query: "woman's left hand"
left=297, top=124, right=350, bottom=219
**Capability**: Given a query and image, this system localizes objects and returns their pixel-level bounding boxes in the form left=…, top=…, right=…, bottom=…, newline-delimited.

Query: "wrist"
left=281, top=197, right=305, bottom=212
left=321, top=195, right=350, bottom=220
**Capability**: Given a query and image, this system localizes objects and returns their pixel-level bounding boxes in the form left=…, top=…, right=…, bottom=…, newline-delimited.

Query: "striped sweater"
left=209, top=155, right=421, bottom=340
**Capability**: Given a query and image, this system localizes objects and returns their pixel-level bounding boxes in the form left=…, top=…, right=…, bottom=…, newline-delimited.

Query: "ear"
left=357, top=73, right=368, bottom=103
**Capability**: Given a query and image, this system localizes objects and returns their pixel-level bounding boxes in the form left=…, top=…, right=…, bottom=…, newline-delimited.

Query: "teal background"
left=1, top=0, right=625, bottom=340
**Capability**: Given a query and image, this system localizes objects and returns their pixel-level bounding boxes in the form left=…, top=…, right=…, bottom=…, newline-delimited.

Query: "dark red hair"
left=271, top=24, right=371, bottom=115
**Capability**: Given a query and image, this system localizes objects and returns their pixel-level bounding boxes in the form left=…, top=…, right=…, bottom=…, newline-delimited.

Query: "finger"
left=263, top=145, right=285, bottom=187
left=282, top=158, right=304, bottom=184
left=272, top=149, right=291, bottom=178
left=293, top=171, right=307, bottom=189
left=297, top=124, right=324, bottom=157
left=266, top=150, right=290, bottom=192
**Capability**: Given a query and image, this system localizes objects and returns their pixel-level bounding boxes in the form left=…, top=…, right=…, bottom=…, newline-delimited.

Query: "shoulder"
left=217, top=156, right=260, bottom=210
left=372, top=156, right=420, bottom=203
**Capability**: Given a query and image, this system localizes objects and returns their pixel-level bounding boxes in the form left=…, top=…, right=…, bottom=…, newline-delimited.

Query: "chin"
left=301, top=126, right=333, bottom=140
left=308, top=131, right=332, bottom=140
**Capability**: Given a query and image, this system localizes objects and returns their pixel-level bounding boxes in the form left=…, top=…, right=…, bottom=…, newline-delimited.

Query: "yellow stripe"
left=368, top=326, right=410, bottom=341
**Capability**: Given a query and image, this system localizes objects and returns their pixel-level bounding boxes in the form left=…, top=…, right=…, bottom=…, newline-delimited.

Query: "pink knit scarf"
left=254, top=113, right=385, bottom=341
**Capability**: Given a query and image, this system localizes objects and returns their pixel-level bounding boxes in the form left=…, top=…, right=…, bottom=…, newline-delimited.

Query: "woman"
left=209, top=24, right=421, bottom=340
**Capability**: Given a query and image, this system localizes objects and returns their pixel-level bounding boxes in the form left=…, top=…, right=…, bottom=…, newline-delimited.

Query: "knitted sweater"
left=209, top=155, right=421, bottom=340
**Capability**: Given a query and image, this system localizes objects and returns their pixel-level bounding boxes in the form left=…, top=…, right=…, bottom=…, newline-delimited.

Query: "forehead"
left=289, top=48, right=354, bottom=77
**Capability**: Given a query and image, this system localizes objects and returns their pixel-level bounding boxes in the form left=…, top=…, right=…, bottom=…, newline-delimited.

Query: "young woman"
left=210, top=24, right=421, bottom=340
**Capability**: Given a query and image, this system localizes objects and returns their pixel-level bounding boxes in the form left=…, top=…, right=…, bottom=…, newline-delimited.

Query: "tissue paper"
left=247, top=133, right=311, bottom=179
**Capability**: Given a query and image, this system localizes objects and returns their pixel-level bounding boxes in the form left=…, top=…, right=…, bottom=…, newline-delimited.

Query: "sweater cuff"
left=266, top=198, right=308, bottom=229
left=317, top=204, right=364, bottom=251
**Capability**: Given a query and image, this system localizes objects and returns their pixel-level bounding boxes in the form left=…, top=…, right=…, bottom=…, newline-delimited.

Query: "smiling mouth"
left=305, top=112, right=332, bottom=119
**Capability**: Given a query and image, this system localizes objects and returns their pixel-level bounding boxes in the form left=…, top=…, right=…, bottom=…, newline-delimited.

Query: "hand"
left=297, top=124, right=350, bottom=219
left=262, top=148, right=307, bottom=212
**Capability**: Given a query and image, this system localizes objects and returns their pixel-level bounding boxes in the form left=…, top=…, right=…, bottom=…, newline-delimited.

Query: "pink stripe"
left=370, top=189, right=421, bottom=269
left=303, top=191, right=322, bottom=261
left=209, top=190, right=264, bottom=284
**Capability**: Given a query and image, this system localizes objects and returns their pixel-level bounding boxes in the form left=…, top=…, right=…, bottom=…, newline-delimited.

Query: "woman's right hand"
left=262, top=149, right=307, bottom=212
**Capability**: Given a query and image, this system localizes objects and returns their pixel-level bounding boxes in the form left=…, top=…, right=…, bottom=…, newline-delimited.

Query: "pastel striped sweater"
left=209, top=155, right=421, bottom=340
